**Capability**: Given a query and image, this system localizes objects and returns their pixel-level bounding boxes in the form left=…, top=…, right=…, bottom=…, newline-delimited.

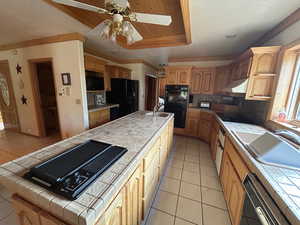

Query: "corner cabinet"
left=165, top=66, right=192, bottom=85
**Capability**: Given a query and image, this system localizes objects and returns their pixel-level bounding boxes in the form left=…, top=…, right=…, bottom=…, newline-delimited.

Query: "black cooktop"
left=24, top=140, right=127, bottom=200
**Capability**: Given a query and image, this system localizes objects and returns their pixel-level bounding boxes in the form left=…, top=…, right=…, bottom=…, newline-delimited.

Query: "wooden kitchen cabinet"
left=165, top=66, right=192, bottom=85
left=106, top=65, right=132, bottom=79
left=191, top=68, right=215, bottom=94
left=227, top=46, right=280, bottom=100
left=12, top=195, right=68, bottom=225
left=228, top=168, right=245, bottom=225
left=125, top=165, right=143, bottom=225
left=89, top=109, right=110, bottom=129
left=198, top=119, right=211, bottom=142
left=158, top=77, right=167, bottom=97
left=104, top=189, right=127, bottom=225
left=186, top=108, right=200, bottom=137
left=220, top=137, right=249, bottom=225
left=210, top=118, right=219, bottom=160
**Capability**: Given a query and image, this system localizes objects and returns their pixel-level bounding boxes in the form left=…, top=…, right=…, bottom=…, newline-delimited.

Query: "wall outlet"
left=75, top=99, right=81, bottom=104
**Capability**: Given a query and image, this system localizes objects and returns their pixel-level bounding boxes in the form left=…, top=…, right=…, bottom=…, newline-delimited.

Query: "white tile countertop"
left=0, top=111, right=174, bottom=225
left=218, top=120, right=300, bottom=225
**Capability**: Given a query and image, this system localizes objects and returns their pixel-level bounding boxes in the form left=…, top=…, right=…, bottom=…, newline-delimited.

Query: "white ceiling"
left=0, top=0, right=299, bottom=66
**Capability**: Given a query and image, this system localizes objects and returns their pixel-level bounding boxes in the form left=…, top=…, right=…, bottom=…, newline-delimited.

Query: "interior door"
left=0, top=61, right=19, bottom=131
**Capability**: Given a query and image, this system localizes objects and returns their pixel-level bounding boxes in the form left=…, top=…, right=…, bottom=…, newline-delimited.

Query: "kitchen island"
left=0, top=111, right=174, bottom=225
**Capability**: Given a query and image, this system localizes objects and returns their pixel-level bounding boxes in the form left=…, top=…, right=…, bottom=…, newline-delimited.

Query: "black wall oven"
left=164, top=85, right=189, bottom=128
left=241, top=174, right=290, bottom=225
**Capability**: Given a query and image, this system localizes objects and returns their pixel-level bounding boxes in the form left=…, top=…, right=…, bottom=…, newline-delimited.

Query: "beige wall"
left=0, top=40, right=88, bottom=138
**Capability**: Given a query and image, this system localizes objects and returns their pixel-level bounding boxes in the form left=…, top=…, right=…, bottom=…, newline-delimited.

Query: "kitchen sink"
left=233, top=131, right=300, bottom=171
left=145, top=112, right=169, bottom=117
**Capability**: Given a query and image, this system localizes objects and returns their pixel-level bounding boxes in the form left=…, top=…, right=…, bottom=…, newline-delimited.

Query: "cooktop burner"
left=24, top=140, right=127, bottom=200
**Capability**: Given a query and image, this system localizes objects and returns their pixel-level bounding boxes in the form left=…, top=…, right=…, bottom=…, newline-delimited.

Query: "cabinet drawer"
left=226, top=138, right=249, bottom=181
left=143, top=138, right=160, bottom=171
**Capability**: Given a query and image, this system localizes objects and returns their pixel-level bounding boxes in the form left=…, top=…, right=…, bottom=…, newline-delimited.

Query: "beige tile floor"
left=145, top=135, right=232, bottom=225
left=0, top=135, right=231, bottom=225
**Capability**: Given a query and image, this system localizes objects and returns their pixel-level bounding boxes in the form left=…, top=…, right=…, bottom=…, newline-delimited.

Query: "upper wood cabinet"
left=246, top=47, right=280, bottom=100
left=84, top=55, right=106, bottom=73
left=106, top=65, right=132, bottom=79
left=165, top=66, right=192, bottom=85
left=158, top=77, right=167, bottom=97
left=191, top=68, right=215, bottom=94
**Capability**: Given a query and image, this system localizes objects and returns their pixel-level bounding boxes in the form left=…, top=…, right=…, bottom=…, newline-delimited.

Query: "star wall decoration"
left=21, top=95, right=27, bottom=105
left=16, top=64, right=22, bottom=74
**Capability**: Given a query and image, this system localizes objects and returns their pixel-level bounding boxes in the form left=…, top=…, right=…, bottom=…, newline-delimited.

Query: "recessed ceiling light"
left=225, top=34, right=237, bottom=39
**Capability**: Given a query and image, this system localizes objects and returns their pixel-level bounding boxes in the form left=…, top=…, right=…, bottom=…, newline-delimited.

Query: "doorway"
left=30, top=60, right=60, bottom=137
left=0, top=60, right=20, bottom=132
left=145, top=75, right=157, bottom=111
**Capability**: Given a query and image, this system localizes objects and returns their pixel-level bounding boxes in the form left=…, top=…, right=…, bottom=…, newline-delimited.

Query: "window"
left=287, top=55, right=300, bottom=122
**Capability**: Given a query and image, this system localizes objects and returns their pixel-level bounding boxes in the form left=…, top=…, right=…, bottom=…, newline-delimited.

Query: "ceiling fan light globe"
left=113, top=14, right=123, bottom=23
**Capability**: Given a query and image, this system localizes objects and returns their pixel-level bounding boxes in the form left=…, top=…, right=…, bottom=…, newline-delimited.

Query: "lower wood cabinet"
left=125, top=165, right=143, bottom=225
left=89, top=109, right=110, bottom=129
left=220, top=138, right=249, bottom=225
left=198, top=119, right=212, bottom=142
left=12, top=195, right=68, bottom=225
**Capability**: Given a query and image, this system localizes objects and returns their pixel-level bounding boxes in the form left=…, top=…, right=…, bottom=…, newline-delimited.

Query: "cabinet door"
left=158, top=78, right=167, bottom=97
left=40, top=212, right=67, bottom=225
left=231, top=63, right=239, bottom=81
left=186, top=117, right=199, bottom=137
left=220, top=153, right=233, bottom=202
left=228, top=168, right=245, bottom=225
left=126, top=165, right=143, bottom=225
left=12, top=195, right=41, bottom=225
left=105, top=189, right=126, bottom=225
left=120, top=69, right=131, bottom=79
left=167, top=118, right=174, bottom=154
left=166, top=69, right=178, bottom=84
left=239, top=58, right=252, bottom=79
left=210, top=127, right=218, bottom=160
left=198, top=120, right=211, bottom=142
left=200, top=70, right=215, bottom=94
left=246, top=75, right=276, bottom=100
left=177, top=69, right=191, bottom=85
left=191, top=70, right=202, bottom=94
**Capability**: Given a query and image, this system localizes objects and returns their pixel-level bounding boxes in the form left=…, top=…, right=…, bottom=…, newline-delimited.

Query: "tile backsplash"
left=192, top=94, right=270, bottom=125
left=87, top=91, right=106, bottom=106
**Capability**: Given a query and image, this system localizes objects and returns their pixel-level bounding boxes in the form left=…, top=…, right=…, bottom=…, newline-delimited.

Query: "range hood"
left=222, top=79, right=249, bottom=93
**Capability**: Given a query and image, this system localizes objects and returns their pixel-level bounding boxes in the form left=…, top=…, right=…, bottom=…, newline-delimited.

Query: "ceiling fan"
left=52, top=0, right=172, bottom=45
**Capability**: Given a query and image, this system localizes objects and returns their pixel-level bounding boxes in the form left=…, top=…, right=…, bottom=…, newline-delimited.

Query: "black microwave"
left=86, top=71, right=104, bottom=91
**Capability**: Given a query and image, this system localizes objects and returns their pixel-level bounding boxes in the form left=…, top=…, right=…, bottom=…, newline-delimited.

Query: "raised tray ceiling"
left=44, top=0, right=191, bottom=49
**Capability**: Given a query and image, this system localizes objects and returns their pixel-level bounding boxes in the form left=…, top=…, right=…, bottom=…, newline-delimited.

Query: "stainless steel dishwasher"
left=240, top=174, right=290, bottom=225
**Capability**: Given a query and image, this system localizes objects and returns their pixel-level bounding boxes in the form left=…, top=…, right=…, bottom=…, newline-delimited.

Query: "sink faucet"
left=153, top=101, right=164, bottom=117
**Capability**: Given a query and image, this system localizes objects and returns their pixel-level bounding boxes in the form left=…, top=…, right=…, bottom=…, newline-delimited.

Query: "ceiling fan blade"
left=134, top=13, right=172, bottom=26
left=52, top=0, right=108, bottom=14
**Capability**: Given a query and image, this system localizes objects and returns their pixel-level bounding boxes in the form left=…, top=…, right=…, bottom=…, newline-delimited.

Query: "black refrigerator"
left=109, top=78, right=139, bottom=117
left=164, top=85, right=189, bottom=128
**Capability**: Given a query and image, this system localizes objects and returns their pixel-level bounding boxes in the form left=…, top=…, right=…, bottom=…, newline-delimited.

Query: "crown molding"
left=168, top=55, right=235, bottom=63
left=0, top=33, right=85, bottom=51
left=253, top=8, right=300, bottom=46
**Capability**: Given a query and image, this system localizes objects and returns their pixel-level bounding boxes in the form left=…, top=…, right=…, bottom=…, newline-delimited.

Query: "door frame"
left=0, top=60, right=20, bottom=132
left=28, top=58, right=62, bottom=138
left=144, top=74, right=158, bottom=111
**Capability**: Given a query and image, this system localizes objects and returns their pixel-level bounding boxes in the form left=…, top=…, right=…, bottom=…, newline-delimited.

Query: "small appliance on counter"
left=164, top=85, right=189, bottom=128
left=24, top=140, right=127, bottom=200
left=199, top=101, right=211, bottom=109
